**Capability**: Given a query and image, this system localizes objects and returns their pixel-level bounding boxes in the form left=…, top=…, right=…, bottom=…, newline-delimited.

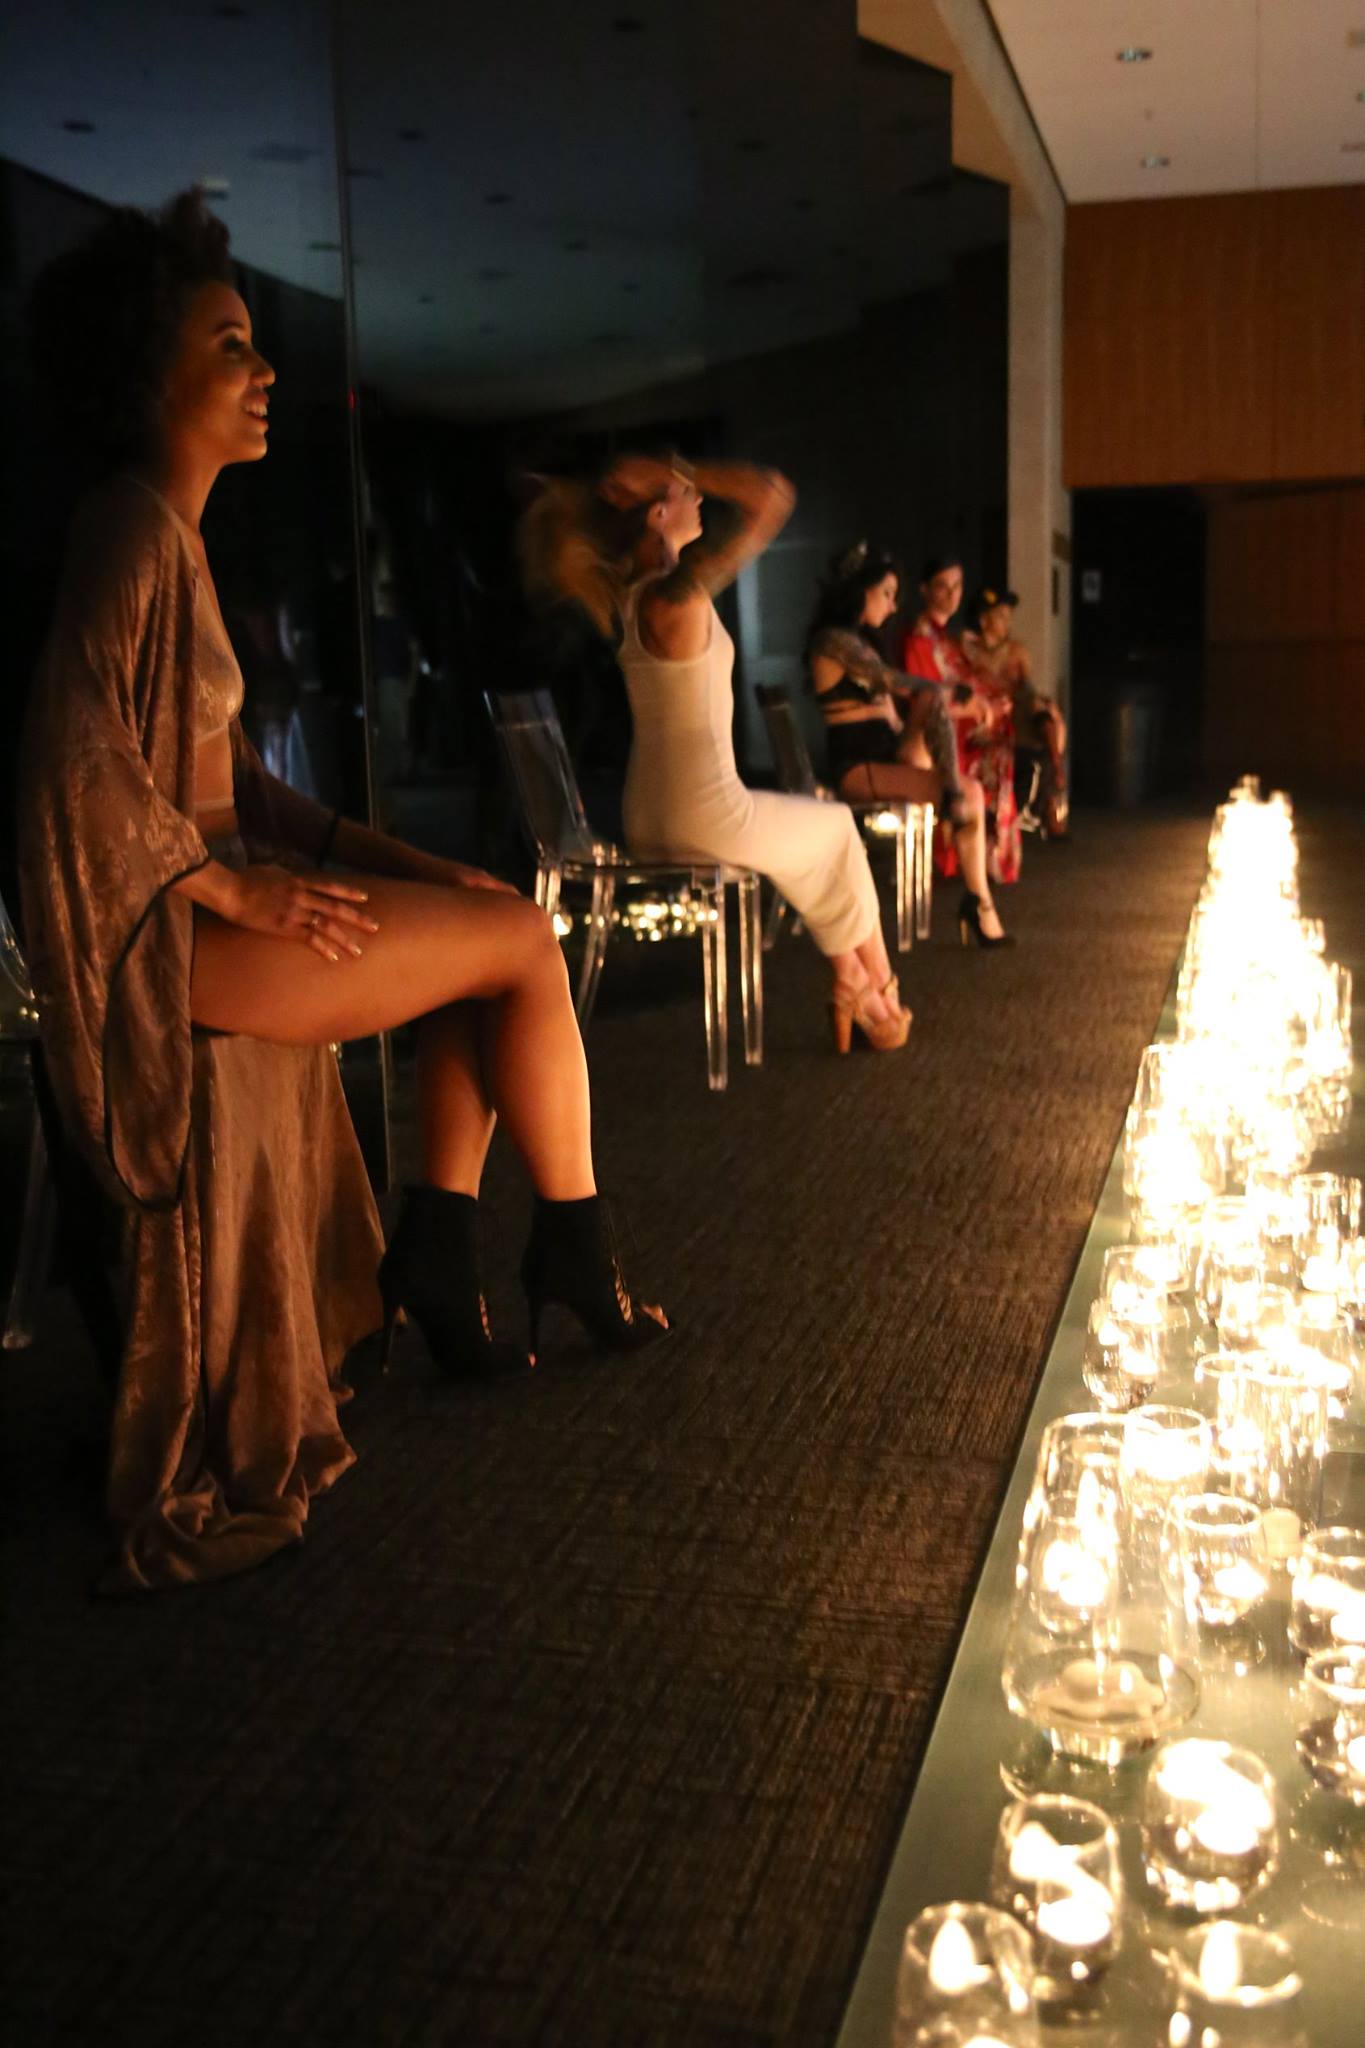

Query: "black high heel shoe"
left=378, top=1185, right=533, bottom=1381
left=521, top=1194, right=670, bottom=1355
left=957, top=891, right=1016, bottom=950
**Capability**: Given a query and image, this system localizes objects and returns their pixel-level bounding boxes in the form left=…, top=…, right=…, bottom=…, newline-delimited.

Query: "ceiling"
left=989, top=0, right=1365, bottom=203
left=1, top=0, right=1008, bottom=419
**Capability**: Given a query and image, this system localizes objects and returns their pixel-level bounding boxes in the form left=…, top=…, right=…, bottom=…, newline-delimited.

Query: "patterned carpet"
left=4, top=808, right=1236, bottom=2047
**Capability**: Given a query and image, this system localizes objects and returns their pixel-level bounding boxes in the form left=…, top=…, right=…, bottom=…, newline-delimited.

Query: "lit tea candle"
left=1034, top=1891, right=1113, bottom=1950
left=1041, top=1539, right=1109, bottom=1614
left=927, top=1918, right=991, bottom=1996
left=1208, top=1558, right=1269, bottom=1614
left=1301, top=1251, right=1341, bottom=1295
left=1297, top=1573, right=1365, bottom=1645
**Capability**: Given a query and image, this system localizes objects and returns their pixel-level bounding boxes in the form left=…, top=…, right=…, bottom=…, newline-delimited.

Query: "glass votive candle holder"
left=894, top=1901, right=1039, bottom=2048
left=1290, top=1528, right=1365, bottom=1654
left=1295, top=1647, right=1365, bottom=1806
left=1193, top=1198, right=1264, bottom=1324
left=1164, top=1923, right=1305, bottom=2048
left=1029, top=1414, right=1124, bottom=1517
left=1161, top=1494, right=1270, bottom=1632
left=1082, top=1300, right=1164, bottom=1413
left=989, top=1795, right=1121, bottom=2017
left=1098, top=1245, right=1175, bottom=1317
left=1142, top=1740, right=1278, bottom=1913
left=1191, top=1349, right=1255, bottom=1430
left=1120, top=1406, right=1211, bottom=1526
left=1219, top=1279, right=1296, bottom=1354
left=1284, top=1299, right=1360, bottom=1421
left=1214, top=1356, right=1328, bottom=1544
left=1292, top=1171, right=1362, bottom=1295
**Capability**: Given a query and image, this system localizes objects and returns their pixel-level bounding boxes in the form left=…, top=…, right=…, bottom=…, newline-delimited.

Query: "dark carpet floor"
left=4, top=806, right=1264, bottom=2048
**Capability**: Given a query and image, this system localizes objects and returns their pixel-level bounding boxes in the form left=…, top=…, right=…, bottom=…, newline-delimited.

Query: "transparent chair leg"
left=3, top=1111, right=56, bottom=1351
left=536, top=863, right=563, bottom=923
left=894, top=813, right=911, bottom=952
left=699, top=871, right=729, bottom=1091
left=575, top=869, right=615, bottom=1025
left=738, top=872, right=763, bottom=1066
left=915, top=805, right=935, bottom=941
left=763, top=886, right=787, bottom=953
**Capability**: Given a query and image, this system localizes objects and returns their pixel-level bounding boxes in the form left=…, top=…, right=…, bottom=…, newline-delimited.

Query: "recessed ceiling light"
left=61, top=117, right=95, bottom=133
left=198, top=175, right=232, bottom=198
left=1117, top=47, right=1153, bottom=64
left=1140, top=154, right=1170, bottom=169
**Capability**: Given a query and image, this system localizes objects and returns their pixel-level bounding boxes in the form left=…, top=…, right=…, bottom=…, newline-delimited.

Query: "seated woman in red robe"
left=960, top=586, right=1069, bottom=839
left=18, top=192, right=666, bottom=1594
left=898, top=555, right=1021, bottom=887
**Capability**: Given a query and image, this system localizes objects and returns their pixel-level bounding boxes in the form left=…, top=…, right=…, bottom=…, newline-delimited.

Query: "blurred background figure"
left=962, top=585, right=1069, bottom=840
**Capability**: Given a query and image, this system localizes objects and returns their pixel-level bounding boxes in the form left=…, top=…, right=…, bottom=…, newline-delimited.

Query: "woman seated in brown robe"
left=18, top=192, right=666, bottom=1595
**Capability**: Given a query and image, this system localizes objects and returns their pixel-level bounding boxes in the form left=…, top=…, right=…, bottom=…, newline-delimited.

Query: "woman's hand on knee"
left=220, top=864, right=381, bottom=962
left=427, top=857, right=520, bottom=896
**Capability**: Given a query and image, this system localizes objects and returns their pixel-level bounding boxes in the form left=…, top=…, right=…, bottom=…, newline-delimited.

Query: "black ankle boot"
left=378, top=1186, right=532, bottom=1381
left=521, top=1194, right=670, bottom=1355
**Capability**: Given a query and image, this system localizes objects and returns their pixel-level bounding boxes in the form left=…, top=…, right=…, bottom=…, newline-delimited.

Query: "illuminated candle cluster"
left=897, top=781, right=1357, bottom=2044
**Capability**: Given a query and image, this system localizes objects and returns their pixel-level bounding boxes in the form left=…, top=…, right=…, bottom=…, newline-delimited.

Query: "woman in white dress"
left=520, top=454, right=909, bottom=1053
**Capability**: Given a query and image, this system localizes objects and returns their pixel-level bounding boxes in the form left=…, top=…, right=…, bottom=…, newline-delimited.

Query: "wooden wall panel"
left=1338, top=487, right=1365, bottom=641
left=1206, top=491, right=1347, bottom=644
left=1065, top=186, right=1365, bottom=489
left=1065, top=195, right=1275, bottom=488
left=1269, top=187, right=1365, bottom=482
left=1203, top=643, right=1365, bottom=798
left=1204, top=484, right=1365, bottom=796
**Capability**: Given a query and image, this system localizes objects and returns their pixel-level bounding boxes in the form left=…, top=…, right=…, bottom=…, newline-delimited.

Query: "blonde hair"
left=516, top=474, right=650, bottom=640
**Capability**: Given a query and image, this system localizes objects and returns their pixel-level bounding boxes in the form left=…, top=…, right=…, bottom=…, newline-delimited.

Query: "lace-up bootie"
left=379, top=1185, right=532, bottom=1380
left=521, top=1194, right=670, bottom=1355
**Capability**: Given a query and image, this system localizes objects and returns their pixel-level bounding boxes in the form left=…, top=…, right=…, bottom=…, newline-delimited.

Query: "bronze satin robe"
left=18, top=478, right=383, bottom=1592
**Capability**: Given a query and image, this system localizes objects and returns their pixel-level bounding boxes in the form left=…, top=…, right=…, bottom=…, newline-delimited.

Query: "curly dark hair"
left=803, top=540, right=900, bottom=661
left=27, top=188, right=236, bottom=480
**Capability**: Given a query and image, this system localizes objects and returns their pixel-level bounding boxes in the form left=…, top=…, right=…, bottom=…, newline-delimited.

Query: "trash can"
left=1110, top=682, right=1165, bottom=807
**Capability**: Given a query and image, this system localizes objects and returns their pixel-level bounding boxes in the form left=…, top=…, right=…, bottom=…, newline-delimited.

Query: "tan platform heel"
left=829, top=976, right=912, bottom=1054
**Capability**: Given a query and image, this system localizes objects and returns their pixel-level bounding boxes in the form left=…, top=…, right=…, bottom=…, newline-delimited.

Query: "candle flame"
left=926, top=1917, right=989, bottom=1995
left=1198, top=1922, right=1243, bottom=1998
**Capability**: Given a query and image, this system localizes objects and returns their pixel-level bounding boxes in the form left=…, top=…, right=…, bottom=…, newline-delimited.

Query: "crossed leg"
left=190, top=876, right=595, bottom=1200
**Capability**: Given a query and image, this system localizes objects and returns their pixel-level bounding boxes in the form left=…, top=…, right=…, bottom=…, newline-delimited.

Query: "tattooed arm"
left=603, top=456, right=795, bottom=662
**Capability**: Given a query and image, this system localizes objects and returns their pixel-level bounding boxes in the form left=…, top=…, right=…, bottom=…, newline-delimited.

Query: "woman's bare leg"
left=415, top=1001, right=496, bottom=1195
left=841, top=756, right=1005, bottom=939
left=191, top=876, right=595, bottom=1200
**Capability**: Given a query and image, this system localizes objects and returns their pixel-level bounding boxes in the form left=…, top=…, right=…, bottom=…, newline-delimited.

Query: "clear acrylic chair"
left=485, top=688, right=762, bottom=1091
left=1, top=892, right=55, bottom=1351
left=755, top=684, right=933, bottom=954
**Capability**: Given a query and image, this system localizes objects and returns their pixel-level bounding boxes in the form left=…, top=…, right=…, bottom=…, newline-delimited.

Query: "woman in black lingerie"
left=805, top=542, right=1011, bottom=947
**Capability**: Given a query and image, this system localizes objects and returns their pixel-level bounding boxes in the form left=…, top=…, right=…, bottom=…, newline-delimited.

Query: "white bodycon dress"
left=619, top=581, right=881, bottom=957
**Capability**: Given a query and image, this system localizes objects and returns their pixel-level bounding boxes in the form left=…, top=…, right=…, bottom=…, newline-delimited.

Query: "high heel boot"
left=521, top=1193, right=670, bottom=1355
left=378, top=1185, right=533, bottom=1380
left=957, top=891, right=1016, bottom=950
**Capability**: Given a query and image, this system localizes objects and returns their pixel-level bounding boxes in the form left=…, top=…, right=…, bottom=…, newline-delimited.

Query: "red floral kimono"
left=899, top=612, right=1020, bottom=884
